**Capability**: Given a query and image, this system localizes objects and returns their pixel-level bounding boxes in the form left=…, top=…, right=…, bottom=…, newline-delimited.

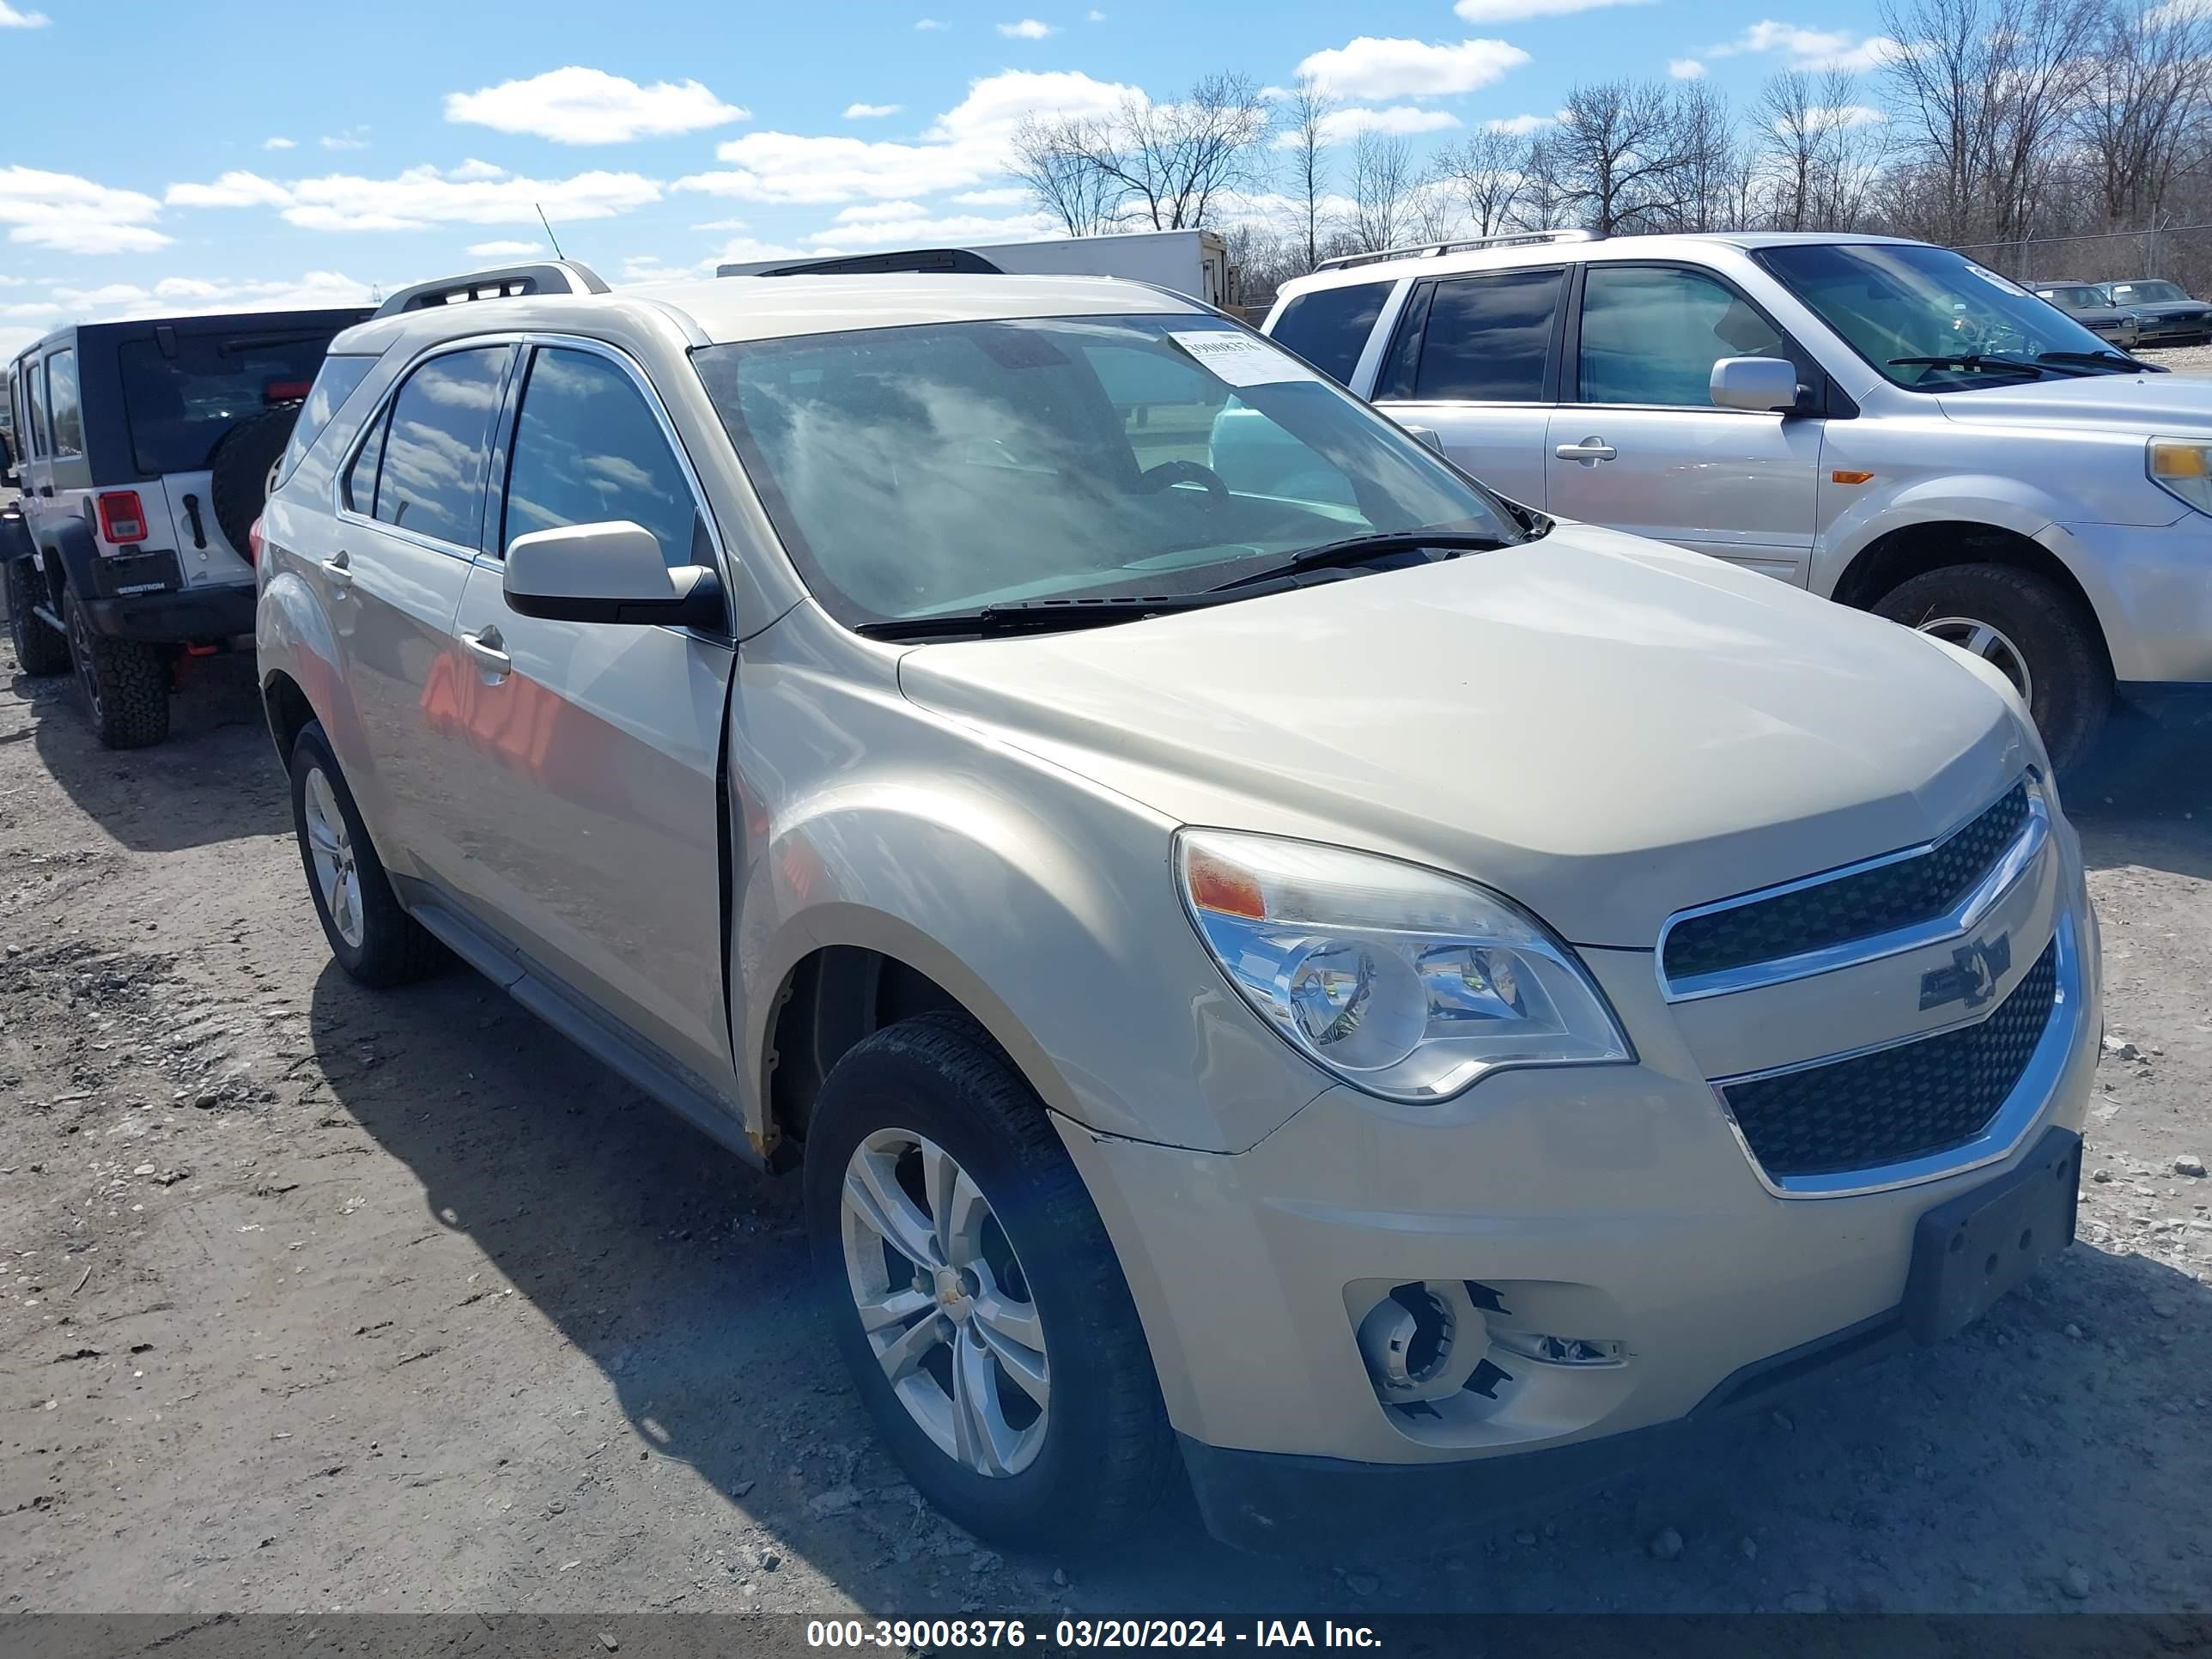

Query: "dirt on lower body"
left=1, top=642, right=2209, bottom=1618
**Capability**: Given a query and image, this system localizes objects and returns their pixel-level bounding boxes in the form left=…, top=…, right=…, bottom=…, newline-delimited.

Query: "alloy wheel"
left=838, top=1127, right=1051, bottom=1477
left=301, top=764, right=367, bottom=949
left=65, top=600, right=104, bottom=725
left=1917, top=614, right=2034, bottom=706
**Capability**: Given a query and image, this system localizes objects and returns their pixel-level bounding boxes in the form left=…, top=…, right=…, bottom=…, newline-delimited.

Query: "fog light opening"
left=1488, top=1328, right=1627, bottom=1368
left=1358, top=1283, right=1456, bottom=1396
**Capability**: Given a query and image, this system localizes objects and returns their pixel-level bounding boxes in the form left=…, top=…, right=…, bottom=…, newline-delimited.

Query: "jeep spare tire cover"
left=209, top=404, right=302, bottom=558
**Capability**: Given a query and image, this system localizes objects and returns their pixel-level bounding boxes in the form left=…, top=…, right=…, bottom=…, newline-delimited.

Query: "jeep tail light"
left=96, top=490, right=149, bottom=544
left=246, top=517, right=264, bottom=565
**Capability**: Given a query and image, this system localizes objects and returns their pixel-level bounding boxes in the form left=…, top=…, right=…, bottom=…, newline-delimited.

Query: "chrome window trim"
left=1711, top=911, right=2081, bottom=1200
left=1656, top=775, right=2047, bottom=1003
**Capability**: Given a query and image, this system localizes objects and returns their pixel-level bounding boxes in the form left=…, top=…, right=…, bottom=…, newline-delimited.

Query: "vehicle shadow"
left=2069, top=705, right=2212, bottom=883
left=310, top=959, right=2212, bottom=1614
left=9, top=648, right=286, bottom=854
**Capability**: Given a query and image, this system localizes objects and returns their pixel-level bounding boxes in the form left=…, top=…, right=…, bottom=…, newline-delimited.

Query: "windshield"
left=118, top=327, right=349, bottom=475
left=1754, top=242, right=2118, bottom=391
left=2037, top=285, right=2108, bottom=309
left=693, top=314, right=1519, bottom=629
left=2112, top=280, right=2188, bottom=303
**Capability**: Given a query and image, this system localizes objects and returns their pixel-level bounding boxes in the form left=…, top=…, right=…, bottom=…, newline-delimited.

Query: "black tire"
left=803, top=1012, right=1176, bottom=1548
left=288, top=720, right=447, bottom=987
left=64, top=591, right=169, bottom=748
left=209, top=404, right=301, bottom=557
left=1873, top=562, right=2112, bottom=771
left=4, top=556, right=69, bottom=676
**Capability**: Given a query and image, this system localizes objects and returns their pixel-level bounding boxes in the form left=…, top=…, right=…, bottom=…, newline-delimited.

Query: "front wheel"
left=803, top=1012, right=1176, bottom=1547
left=1873, top=562, right=2111, bottom=771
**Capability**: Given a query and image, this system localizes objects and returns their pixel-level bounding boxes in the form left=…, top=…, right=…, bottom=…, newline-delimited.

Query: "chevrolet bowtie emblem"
left=1920, top=933, right=2012, bottom=1012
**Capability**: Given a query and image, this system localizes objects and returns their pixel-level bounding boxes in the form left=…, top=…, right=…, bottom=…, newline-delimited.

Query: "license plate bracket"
left=1903, top=1127, right=2081, bottom=1345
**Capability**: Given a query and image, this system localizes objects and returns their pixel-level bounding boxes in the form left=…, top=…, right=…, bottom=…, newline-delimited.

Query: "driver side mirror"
left=503, top=520, right=726, bottom=630
left=1710, top=356, right=1803, bottom=413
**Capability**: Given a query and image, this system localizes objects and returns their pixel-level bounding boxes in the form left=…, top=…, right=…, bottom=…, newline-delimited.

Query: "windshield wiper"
left=1206, top=529, right=1511, bottom=592
left=1888, top=354, right=2055, bottom=379
left=854, top=594, right=1233, bottom=641
left=2035, top=349, right=2142, bottom=373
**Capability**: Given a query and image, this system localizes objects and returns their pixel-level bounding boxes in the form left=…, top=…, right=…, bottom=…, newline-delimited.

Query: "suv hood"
left=1936, top=371, right=2212, bottom=434
left=897, top=527, right=2034, bottom=949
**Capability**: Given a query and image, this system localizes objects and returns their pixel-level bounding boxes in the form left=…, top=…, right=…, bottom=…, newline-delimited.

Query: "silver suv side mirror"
left=1710, top=356, right=1802, bottom=413
left=504, top=520, right=726, bottom=630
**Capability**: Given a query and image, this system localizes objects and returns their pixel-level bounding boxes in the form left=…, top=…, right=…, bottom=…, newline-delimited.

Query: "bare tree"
left=2075, top=0, right=2212, bottom=233
left=1757, top=70, right=1888, bottom=231
left=1546, top=79, right=1694, bottom=233
left=1350, top=130, right=1416, bottom=251
left=1011, top=114, right=1122, bottom=236
left=1670, top=79, right=1745, bottom=231
left=1279, top=75, right=1335, bottom=272
left=1879, top=0, right=2101, bottom=264
left=1432, top=126, right=1527, bottom=235
left=1516, top=133, right=1571, bottom=228
left=1407, top=171, right=1463, bottom=244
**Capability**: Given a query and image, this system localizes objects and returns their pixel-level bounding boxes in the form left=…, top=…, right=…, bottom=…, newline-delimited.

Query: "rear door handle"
left=460, top=627, right=511, bottom=678
left=322, top=549, right=352, bottom=587
left=1554, top=437, right=1618, bottom=465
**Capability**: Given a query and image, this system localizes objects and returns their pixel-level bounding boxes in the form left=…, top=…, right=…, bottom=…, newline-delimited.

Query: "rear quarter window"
left=278, top=355, right=377, bottom=483
left=1268, top=282, right=1390, bottom=386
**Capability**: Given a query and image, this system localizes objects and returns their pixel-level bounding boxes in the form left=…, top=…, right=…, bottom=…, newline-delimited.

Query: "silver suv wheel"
left=1916, top=615, right=2033, bottom=705
left=839, top=1127, right=1051, bottom=1477
left=301, top=763, right=367, bottom=949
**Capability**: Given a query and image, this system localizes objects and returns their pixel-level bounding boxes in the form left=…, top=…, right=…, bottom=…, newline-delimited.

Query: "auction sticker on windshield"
left=1170, top=331, right=1318, bottom=387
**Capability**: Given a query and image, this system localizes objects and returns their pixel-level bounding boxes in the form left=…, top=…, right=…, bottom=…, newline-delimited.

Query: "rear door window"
left=46, top=350, right=82, bottom=458
left=371, top=346, right=512, bottom=547
left=118, top=327, right=350, bottom=476
left=1268, top=282, right=1390, bottom=386
left=1412, top=268, right=1564, bottom=402
left=24, top=356, right=47, bottom=459
left=280, top=355, right=377, bottom=483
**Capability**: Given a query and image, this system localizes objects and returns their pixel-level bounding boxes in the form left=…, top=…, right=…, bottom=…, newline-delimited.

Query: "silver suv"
left=1261, top=231, right=2212, bottom=769
left=257, top=260, right=2099, bottom=1555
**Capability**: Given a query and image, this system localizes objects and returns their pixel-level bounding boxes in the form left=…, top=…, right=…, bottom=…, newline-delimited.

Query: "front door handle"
left=321, top=549, right=352, bottom=587
left=1554, top=437, right=1618, bottom=465
left=460, top=626, right=512, bottom=678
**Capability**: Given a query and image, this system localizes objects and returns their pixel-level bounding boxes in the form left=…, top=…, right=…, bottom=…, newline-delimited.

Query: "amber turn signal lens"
left=1830, top=469, right=1875, bottom=484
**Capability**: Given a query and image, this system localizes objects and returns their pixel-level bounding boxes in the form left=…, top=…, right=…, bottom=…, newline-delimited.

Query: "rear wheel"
left=803, top=1012, right=1176, bottom=1548
left=64, top=592, right=169, bottom=748
left=4, top=556, right=68, bottom=676
left=288, top=720, right=447, bottom=986
left=1873, top=562, right=2111, bottom=771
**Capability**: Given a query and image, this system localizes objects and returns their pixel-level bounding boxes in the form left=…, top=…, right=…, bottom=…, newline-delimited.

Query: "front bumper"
left=1059, top=881, right=2100, bottom=1550
left=2043, top=516, right=2212, bottom=684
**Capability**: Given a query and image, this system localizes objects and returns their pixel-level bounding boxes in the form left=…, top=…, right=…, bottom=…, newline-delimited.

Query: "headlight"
left=2147, top=437, right=2212, bottom=514
left=1176, top=830, right=1632, bottom=1103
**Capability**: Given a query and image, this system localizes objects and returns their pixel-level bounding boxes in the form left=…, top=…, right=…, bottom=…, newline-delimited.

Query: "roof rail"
left=1313, top=228, right=1599, bottom=274
left=371, top=260, right=610, bottom=320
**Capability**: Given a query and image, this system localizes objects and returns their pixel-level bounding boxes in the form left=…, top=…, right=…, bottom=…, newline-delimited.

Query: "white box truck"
left=717, top=227, right=1236, bottom=308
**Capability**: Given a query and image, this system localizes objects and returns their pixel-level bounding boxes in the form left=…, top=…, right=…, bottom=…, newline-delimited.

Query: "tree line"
left=1009, top=0, right=2212, bottom=298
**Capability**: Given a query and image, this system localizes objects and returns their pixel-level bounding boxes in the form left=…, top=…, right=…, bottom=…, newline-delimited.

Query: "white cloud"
left=0, top=301, right=64, bottom=320
left=996, top=18, right=1055, bottom=37
left=447, top=158, right=506, bottom=181
left=445, top=66, right=748, bottom=144
left=1294, top=36, right=1531, bottom=100
left=0, top=166, right=172, bottom=255
left=1712, top=21, right=1906, bottom=73
left=1485, top=111, right=1560, bottom=136
left=1669, top=58, right=1706, bottom=79
left=1274, top=106, right=1464, bottom=147
left=320, top=129, right=370, bottom=151
left=690, top=216, right=751, bottom=230
left=40, top=270, right=381, bottom=323
left=166, top=164, right=662, bottom=232
left=953, top=185, right=1035, bottom=206
left=1454, top=0, right=1646, bottom=18
left=264, top=136, right=297, bottom=150
left=0, top=326, right=42, bottom=359
left=678, top=69, right=1133, bottom=205
left=805, top=208, right=1057, bottom=248
left=0, top=3, right=51, bottom=25
left=1087, top=6, right=1106, bottom=17
left=466, top=239, right=543, bottom=257
left=915, top=15, right=948, bottom=27
left=844, top=101, right=903, bottom=119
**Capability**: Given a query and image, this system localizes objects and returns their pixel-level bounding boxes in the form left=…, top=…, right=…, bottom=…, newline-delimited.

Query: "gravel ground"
left=0, top=635, right=2208, bottom=1620
left=2132, top=343, right=2212, bottom=374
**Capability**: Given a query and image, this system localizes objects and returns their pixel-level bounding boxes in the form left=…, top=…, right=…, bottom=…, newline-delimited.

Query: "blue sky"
left=0, top=0, right=1902, bottom=353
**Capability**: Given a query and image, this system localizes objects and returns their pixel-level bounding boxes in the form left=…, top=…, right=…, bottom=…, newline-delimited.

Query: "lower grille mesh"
left=1721, top=938, right=2059, bottom=1179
